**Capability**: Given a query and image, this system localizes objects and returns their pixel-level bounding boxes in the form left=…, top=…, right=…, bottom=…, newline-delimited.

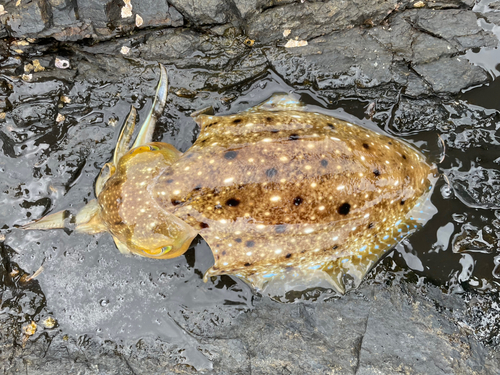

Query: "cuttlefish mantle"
left=23, top=63, right=438, bottom=294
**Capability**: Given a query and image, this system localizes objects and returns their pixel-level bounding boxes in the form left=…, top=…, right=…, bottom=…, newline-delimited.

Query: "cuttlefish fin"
left=21, top=210, right=69, bottom=230
left=132, top=63, right=168, bottom=149
left=205, top=264, right=348, bottom=295
left=322, top=253, right=382, bottom=294
left=244, top=253, right=379, bottom=296
left=252, top=93, right=305, bottom=112
left=112, top=236, right=131, bottom=255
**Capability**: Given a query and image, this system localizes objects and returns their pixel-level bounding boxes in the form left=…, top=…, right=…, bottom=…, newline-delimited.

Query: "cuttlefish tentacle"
left=21, top=210, right=69, bottom=230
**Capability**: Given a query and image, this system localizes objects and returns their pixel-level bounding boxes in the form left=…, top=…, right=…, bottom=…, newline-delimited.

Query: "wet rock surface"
left=2, top=0, right=500, bottom=373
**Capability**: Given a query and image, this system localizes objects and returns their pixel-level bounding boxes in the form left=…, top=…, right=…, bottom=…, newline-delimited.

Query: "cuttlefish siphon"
left=25, top=64, right=438, bottom=294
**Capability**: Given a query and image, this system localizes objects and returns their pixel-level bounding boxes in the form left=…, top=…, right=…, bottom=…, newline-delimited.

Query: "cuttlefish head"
left=96, top=142, right=198, bottom=259
left=23, top=64, right=198, bottom=259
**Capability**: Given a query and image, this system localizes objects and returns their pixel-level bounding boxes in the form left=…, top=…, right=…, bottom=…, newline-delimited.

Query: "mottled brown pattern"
left=145, top=109, right=436, bottom=288
left=95, top=101, right=436, bottom=291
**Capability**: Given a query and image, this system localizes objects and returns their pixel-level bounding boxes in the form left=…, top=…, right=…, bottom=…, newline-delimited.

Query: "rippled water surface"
left=2, top=54, right=500, bottom=365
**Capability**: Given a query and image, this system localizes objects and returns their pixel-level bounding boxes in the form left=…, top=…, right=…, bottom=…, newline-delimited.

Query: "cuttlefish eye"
left=149, top=145, right=160, bottom=151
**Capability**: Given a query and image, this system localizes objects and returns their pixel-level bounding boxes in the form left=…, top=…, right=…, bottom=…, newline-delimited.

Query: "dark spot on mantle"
left=338, top=202, right=351, bottom=215
left=245, top=240, right=255, bottom=247
left=224, top=151, right=238, bottom=160
left=275, top=225, right=286, bottom=233
left=226, top=198, right=240, bottom=207
left=266, top=168, right=278, bottom=178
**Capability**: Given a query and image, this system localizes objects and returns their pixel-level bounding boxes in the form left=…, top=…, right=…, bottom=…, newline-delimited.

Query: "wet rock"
left=233, top=0, right=296, bottom=19
left=461, top=292, right=500, bottom=347
left=448, top=165, right=500, bottom=209
left=135, top=26, right=268, bottom=90
left=133, top=0, right=183, bottom=28
left=246, top=0, right=408, bottom=45
left=265, top=28, right=395, bottom=90
left=263, top=7, right=493, bottom=96
left=1, top=278, right=499, bottom=374
left=404, top=9, right=497, bottom=51
left=391, top=98, right=449, bottom=133
left=10, top=101, right=58, bottom=127
left=369, top=13, right=459, bottom=65
left=3, top=0, right=50, bottom=37
left=0, top=0, right=183, bottom=41
left=168, top=0, right=237, bottom=25
left=452, top=222, right=498, bottom=254
left=413, top=56, right=489, bottom=94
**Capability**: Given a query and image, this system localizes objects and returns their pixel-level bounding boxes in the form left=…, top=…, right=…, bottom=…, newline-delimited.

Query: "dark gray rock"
left=135, top=26, right=268, bottom=89
left=3, top=0, right=51, bottom=37
left=369, top=14, right=459, bottom=65
left=405, top=9, right=498, bottom=51
left=265, top=28, right=394, bottom=89
left=168, top=0, right=237, bottom=25
left=232, top=0, right=296, bottom=19
left=426, top=0, right=475, bottom=7
left=1, top=278, right=499, bottom=374
left=0, top=22, right=7, bottom=38
left=391, top=98, right=449, bottom=133
left=47, top=0, right=78, bottom=27
left=413, top=56, right=490, bottom=94
left=133, top=0, right=183, bottom=28
left=258, top=7, right=493, bottom=96
left=77, top=0, right=110, bottom=29
left=246, top=0, right=410, bottom=45
left=0, top=0, right=184, bottom=41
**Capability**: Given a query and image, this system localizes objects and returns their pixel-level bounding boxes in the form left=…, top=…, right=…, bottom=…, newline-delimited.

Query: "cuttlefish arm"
left=22, top=64, right=169, bottom=233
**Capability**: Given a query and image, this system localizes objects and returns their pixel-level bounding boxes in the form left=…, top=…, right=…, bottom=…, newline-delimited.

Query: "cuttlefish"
left=25, top=64, right=437, bottom=293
